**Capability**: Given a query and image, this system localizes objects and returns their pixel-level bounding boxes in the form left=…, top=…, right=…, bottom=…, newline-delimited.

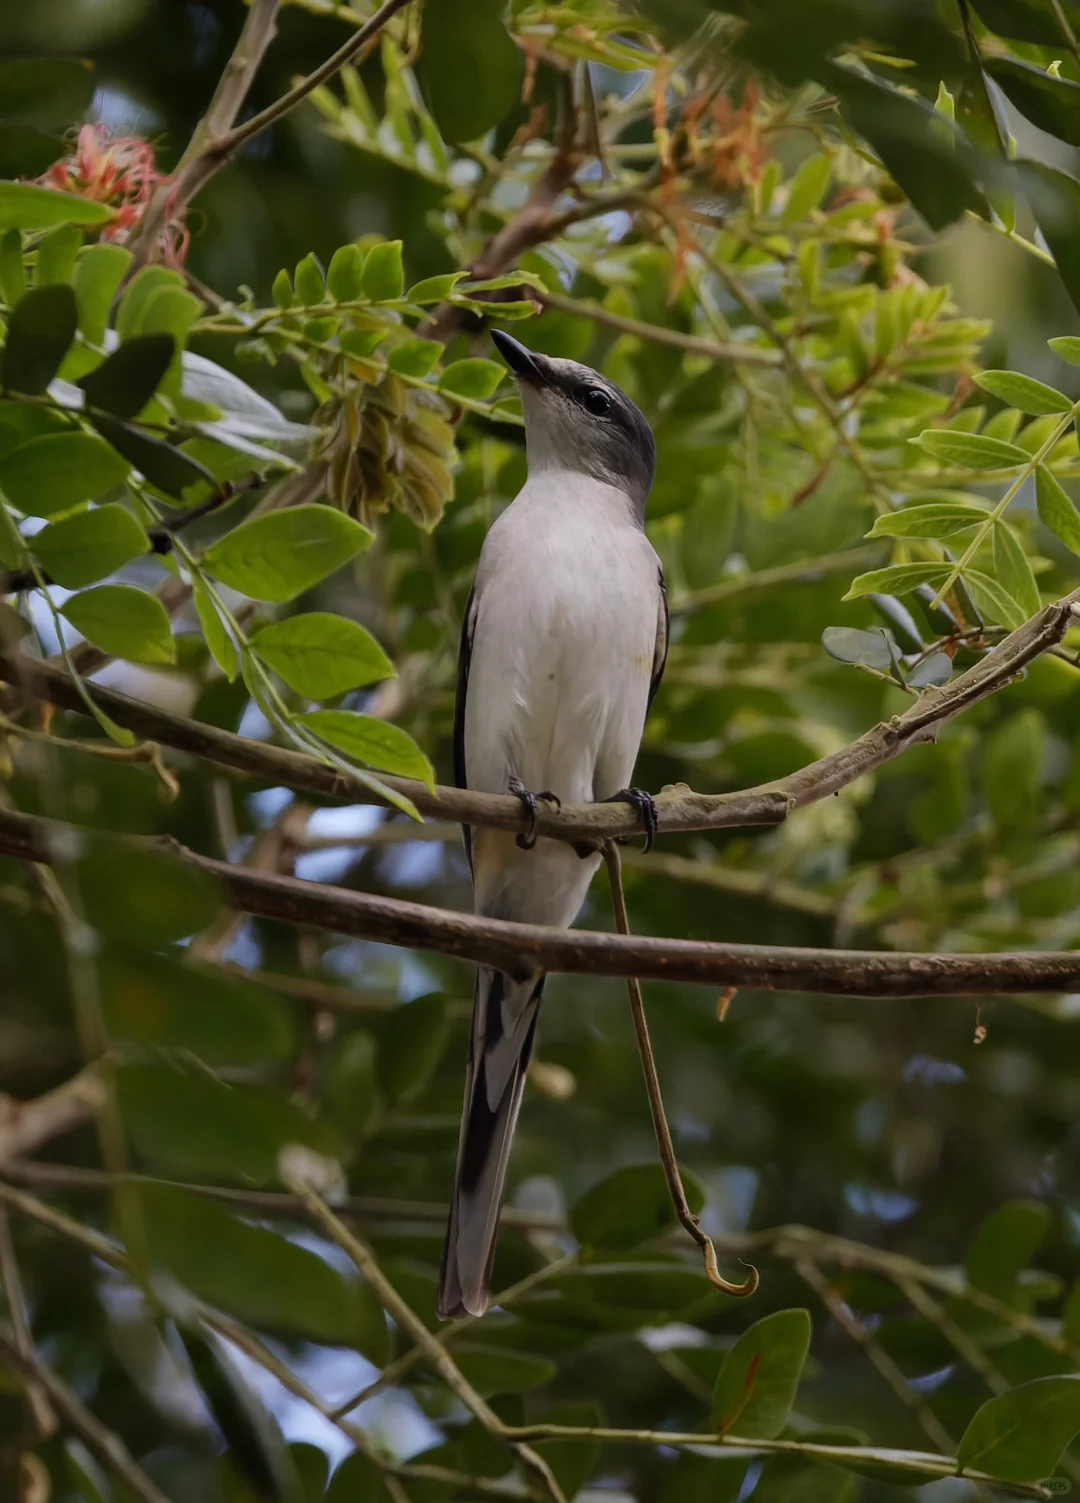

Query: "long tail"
left=437, top=965, right=545, bottom=1319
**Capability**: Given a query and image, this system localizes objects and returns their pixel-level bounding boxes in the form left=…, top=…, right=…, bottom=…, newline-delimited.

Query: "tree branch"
left=0, top=1066, right=105, bottom=1169
left=132, top=0, right=282, bottom=263
left=134, top=0, right=413, bottom=266
left=0, top=471, right=269, bottom=596
left=289, top=1179, right=568, bottom=1503
left=2, top=806, right=1080, bottom=996
left=3, top=581, right=1079, bottom=847
left=0, top=1326, right=171, bottom=1503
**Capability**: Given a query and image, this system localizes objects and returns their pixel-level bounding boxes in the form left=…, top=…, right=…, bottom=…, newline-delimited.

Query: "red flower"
left=37, top=124, right=187, bottom=260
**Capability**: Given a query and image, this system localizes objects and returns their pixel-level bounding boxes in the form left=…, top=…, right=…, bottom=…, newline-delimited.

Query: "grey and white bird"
left=437, top=330, right=668, bottom=1319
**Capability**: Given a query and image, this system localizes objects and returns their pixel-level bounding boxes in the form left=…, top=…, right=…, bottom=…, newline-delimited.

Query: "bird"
left=437, top=329, right=668, bottom=1319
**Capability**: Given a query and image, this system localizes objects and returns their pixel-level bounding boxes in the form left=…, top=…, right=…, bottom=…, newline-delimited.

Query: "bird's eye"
left=582, top=387, right=612, bottom=417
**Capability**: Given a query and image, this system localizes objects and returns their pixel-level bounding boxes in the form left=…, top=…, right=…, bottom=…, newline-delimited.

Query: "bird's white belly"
left=464, top=519, right=656, bottom=804
left=463, top=478, right=659, bottom=927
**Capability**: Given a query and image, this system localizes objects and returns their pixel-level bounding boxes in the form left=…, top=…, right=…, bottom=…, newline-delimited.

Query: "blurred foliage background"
left=9, top=0, right=1080, bottom=1500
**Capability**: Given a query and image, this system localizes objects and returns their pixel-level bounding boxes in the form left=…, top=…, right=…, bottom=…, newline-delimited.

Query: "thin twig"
left=0, top=470, right=268, bottom=596
left=603, top=841, right=757, bottom=1297
left=330, top=1251, right=577, bottom=1419
left=0, top=1326, right=170, bottom=1503
left=796, top=1258, right=956, bottom=1454
left=288, top=1179, right=569, bottom=1503
left=0, top=1211, right=54, bottom=1437
left=0, top=1066, right=105, bottom=1168
left=536, top=288, right=783, bottom=366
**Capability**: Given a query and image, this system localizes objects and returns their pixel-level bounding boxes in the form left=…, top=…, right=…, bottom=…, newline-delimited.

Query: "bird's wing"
left=454, top=582, right=479, bottom=871
left=647, top=565, right=669, bottom=715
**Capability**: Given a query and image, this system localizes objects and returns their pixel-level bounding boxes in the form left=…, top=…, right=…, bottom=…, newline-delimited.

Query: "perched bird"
left=437, top=330, right=668, bottom=1319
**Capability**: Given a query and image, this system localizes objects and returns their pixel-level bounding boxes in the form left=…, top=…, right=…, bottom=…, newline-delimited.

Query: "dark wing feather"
left=454, top=584, right=478, bottom=871
left=647, top=566, right=669, bottom=716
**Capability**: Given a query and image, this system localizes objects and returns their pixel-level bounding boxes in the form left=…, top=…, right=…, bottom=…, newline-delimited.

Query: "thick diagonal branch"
left=3, top=582, right=1079, bottom=846
left=2, top=807, right=1080, bottom=996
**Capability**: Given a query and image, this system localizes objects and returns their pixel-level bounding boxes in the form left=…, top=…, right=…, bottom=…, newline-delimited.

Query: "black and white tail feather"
left=437, top=966, right=544, bottom=1318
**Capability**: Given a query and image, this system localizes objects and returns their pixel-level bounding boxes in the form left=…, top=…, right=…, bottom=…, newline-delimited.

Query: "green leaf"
left=294, top=251, right=326, bottom=307
left=987, top=57, right=1080, bottom=147
left=571, top=1163, right=705, bottom=1251
left=361, top=240, right=404, bottom=301
left=1018, top=162, right=1080, bottom=319
left=78, top=334, right=176, bottom=419
left=867, top=503, right=988, bottom=539
left=32, top=502, right=148, bottom=588
left=64, top=1439, right=115, bottom=1503
left=782, top=154, right=830, bottom=221
left=100, top=950, right=293, bottom=1065
left=387, top=337, right=443, bottom=378
left=325, top=1451, right=387, bottom=1503
left=756, top=1457, right=856, bottom=1503
left=377, top=993, right=449, bottom=1105
left=964, top=568, right=1027, bottom=630
left=117, top=1062, right=342, bottom=1186
left=0, top=128, right=67, bottom=182
left=139, top=286, right=201, bottom=393
left=61, top=583, right=176, bottom=665
left=252, top=612, right=394, bottom=699
left=0, top=431, right=130, bottom=517
left=407, top=271, right=466, bottom=303
left=298, top=708, right=435, bottom=786
left=908, top=652, right=952, bottom=689
left=974, top=370, right=1072, bottom=416
left=821, top=626, right=898, bottom=669
left=204, top=506, right=372, bottom=603
left=982, top=709, right=1045, bottom=828
left=438, top=358, right=506, bottom=400
left=327, top=243, right=365, bottom=302
left=0, top=57, right=95, bottom=125
left=194, top=581, right=239, bottom=680
left=843, top=563, right=950, bottom=601
left=712, top=1309, right=812, bottom=1438
left=0, top=181, right=114, bottom=230
left=1049, top=335, right=1080, bottom=366
left=419, top=0, right=523, bottom=143
left=1036, top=465, right=1080, bottom=555
left=73, top=243, right=133, bottom=346
left=271, top=268, right=293, bottom=309
left=1, top=282, right=77, bottom=394
left=0, top=228, right=25, bottom=306
left=325, top=1030, right=380, bottom=1137
left=180, top=1329, right=302, bottom=1503
left=77, top=836, right=220, bottom=946
left=822, top=63, right=985, bottom=230
left=115, top=265, right=183, bottom=341
left=992, top=522, right=1041, bottom=619
left=452, top=1345, right=558, bottom=1396
left=957, top=1377, right=1080, bottom=1482
left=138, top=1184, right=357, bottom=1343
left=91, top=415, right=213, bottom=501
left=966, top=1199, right=1051, bottom=1301
left=914, top=429, right=1030, bottom=468
left=36, top=223, right=81, bottom=286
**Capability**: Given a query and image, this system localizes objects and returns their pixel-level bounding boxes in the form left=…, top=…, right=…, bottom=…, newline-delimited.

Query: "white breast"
left=464, top=470, right=659, bottom=804
left=463, top=470, right=661, bottom=927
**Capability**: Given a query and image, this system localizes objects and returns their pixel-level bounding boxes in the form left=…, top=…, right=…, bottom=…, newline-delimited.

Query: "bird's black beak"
left=490, top=329, right=547, bottom=386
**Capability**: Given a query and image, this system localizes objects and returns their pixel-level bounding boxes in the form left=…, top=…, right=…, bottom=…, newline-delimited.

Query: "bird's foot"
left=603, top=787, right=659, bottom=853
left=508, top=776, right=561, bottom=850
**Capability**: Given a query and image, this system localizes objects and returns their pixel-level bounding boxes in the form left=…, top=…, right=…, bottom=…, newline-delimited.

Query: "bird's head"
left=491, top=329, right=656, bottom=515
